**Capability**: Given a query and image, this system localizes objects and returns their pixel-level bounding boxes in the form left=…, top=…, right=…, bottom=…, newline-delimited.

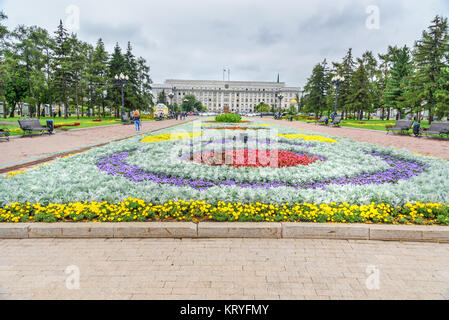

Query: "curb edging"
left=0, top=222, right=449, bottom=243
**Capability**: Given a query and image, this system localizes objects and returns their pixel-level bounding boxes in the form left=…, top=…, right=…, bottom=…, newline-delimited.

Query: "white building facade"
left=152, top=80, right=300, bottom=113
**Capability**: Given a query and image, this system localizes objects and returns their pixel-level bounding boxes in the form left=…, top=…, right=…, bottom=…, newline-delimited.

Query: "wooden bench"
left=421, top=122, right=449, bottom=138
left=18, top=119, right=53, bottom=136
left=0, top=128, right=10, bottom=141
left=121, top=113, right=133, bottom=125
left=331, top=116, right=342, bottom=127
left=386, top=120, right=412, bottom=134
left=315, top=116, right=329, bottom=126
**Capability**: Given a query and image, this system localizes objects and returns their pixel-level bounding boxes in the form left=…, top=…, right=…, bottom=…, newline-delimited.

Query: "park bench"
left=421, top=122, right=449, bottom=138
left=331, top=116, right=342, bottom=127
left=386, top=120, right=413, bottom=135
left=0, top=128, right=10, bottom=141
left=121, top=113, right=133, bottom=125
left=18, top=119, right=53, bottom=136
left=315, top=116, right=329, bottom=126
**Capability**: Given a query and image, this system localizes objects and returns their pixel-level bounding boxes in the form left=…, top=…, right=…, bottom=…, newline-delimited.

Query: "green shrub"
left=215, top=114, right=242, bottom=123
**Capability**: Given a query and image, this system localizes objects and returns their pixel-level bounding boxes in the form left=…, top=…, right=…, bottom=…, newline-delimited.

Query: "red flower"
left=190, top=149, right=321, bottom=168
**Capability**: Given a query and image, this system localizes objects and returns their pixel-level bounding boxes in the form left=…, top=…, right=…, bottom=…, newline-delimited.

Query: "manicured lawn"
left=297, top=118, right=430, bottom=131
left=0, top=116, right=155, bottom=136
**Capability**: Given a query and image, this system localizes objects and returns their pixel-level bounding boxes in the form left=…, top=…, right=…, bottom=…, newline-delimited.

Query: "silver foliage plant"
left=1, top=120, right=448, bottom=206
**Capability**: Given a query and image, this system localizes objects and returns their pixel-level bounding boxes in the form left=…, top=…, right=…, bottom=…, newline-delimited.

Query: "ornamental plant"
left=215, top=114, right=242, bottom=123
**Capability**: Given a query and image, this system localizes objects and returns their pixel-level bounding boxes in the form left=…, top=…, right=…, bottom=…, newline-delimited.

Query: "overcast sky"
left=1, top=0, right=448, bottom=87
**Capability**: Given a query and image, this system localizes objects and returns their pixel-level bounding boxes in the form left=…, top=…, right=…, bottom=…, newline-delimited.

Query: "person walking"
left=133, top=109, right=141, bottom=132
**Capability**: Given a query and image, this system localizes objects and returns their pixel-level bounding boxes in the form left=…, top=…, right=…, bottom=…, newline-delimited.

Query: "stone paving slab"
left=283, top=223, right=370, bottom=240
left=0, top=238, right=448, bottom=300
left=1, top=223, right=448, bottom=243
left=198, top=223, right=282, bottom=238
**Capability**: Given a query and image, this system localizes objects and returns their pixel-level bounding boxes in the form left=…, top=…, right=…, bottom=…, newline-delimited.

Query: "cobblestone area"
left=1, top=239, right=448, bottom=300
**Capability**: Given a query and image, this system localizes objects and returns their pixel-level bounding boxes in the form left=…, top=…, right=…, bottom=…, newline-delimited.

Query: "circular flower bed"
left=2, top=119, right=449, bottom=217
left=188, top=149, right=322, bottom=168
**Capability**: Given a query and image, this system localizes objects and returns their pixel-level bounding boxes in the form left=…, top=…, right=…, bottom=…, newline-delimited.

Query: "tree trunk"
left=9, top=103, right=16, bottom=118
left=75, top=83, right=79, bottom=120
left=3, top=101, right=6, bottom=119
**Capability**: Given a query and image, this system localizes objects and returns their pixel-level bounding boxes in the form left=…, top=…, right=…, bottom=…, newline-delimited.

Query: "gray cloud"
left=1, top=0, right=448, bottom=87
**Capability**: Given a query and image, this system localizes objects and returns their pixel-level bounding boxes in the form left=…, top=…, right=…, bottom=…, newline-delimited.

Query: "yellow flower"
left=278, top=134, right=338, bottom=143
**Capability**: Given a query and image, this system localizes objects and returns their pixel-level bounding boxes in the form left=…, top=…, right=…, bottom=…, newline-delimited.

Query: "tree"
left=348, top=59, right=372, bottom=120
left=86, top=38, right=108, bottom=117
left=108, top=43, right=125, bottom=117
left=255, top=102, right=271, bottom=113
left=334, top=48, right=356, bottom=118
left=0, top=11, right=9, bottom=118
left=413, top=15, right=449, bottom=123
left=157, top=90, right=167, bottom=104
left=181, top=94, right=203, bottom=112
left=383, top=46, right=412, bottom=119
left=5, top=64, right=27, bottom=117
left=52, top=20, right=73, bottom=119
left=136, top=57, right=153, bottom=111
left=435, top=66, right=449, bottom=118
left=303, top=60, right=330, bottom=116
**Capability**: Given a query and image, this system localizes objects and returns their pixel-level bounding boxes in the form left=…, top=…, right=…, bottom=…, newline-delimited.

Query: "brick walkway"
left=1, top=238, right=448, bottom=300
left=262, top=118, right=449, bottom=160
left=0, top=118, right=197, bottom=168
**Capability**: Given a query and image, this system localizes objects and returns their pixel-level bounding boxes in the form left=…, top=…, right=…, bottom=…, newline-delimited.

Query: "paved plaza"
left=0, top=238, right=448, bottom=300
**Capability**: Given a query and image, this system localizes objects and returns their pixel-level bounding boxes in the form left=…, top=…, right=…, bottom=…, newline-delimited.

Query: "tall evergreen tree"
left=348, top=59, right=372, bottom=120
left=52, top=20, right=73, bottom=118
left=413, top=15, right=449, bottom=123
left=303, top=60, right=330, bottom=116
left=87, top=38, right=108, bottom=117
left=383, top=46, right=412, bottom=118
left=108, top=43, right=125, bottom=117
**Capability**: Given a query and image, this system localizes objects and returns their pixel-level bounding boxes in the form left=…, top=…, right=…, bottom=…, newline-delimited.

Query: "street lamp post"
left=331, top=75, right=345, bottom=117
left=115, top=73, right=129, bottom=120
left=168, top=92, right=175, bottom=111
left=278, top=93, right=284, bottom=113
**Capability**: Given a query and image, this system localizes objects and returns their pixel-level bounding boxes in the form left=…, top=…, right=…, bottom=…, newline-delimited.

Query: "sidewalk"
left=263, top=118, right=449, bottom=160
left=1, top=238, right=448, bottom=300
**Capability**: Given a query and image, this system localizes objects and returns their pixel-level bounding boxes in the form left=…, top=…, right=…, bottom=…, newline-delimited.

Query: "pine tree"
left=435, top=65, right=449, bottom=118
left=348, top=59, right=372, bottom=120
left=136, top=57, right=153, bottom=111
left=108, top=43, right=125, bottom=117
left=123, top=42, right=138, bottom=111
left=52, top=20, right=73, bottom=119
left=0, top=11, right=9, bottom=118
left=383, top=46, right=412, bottom=119
left=86, top=38, right=109, bottom=117
left=303, top=60, right=330, bottom=116
left=338, top=48, right=356, bottom=118
left=413, top=15, right=449, bottom=123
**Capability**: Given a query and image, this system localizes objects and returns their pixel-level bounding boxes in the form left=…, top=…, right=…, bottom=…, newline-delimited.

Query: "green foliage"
left=255, top=102, right=271, bottom=113
left=181, top=94, right=203, bottom=112
left=215, top=113, right=242, bottom=123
